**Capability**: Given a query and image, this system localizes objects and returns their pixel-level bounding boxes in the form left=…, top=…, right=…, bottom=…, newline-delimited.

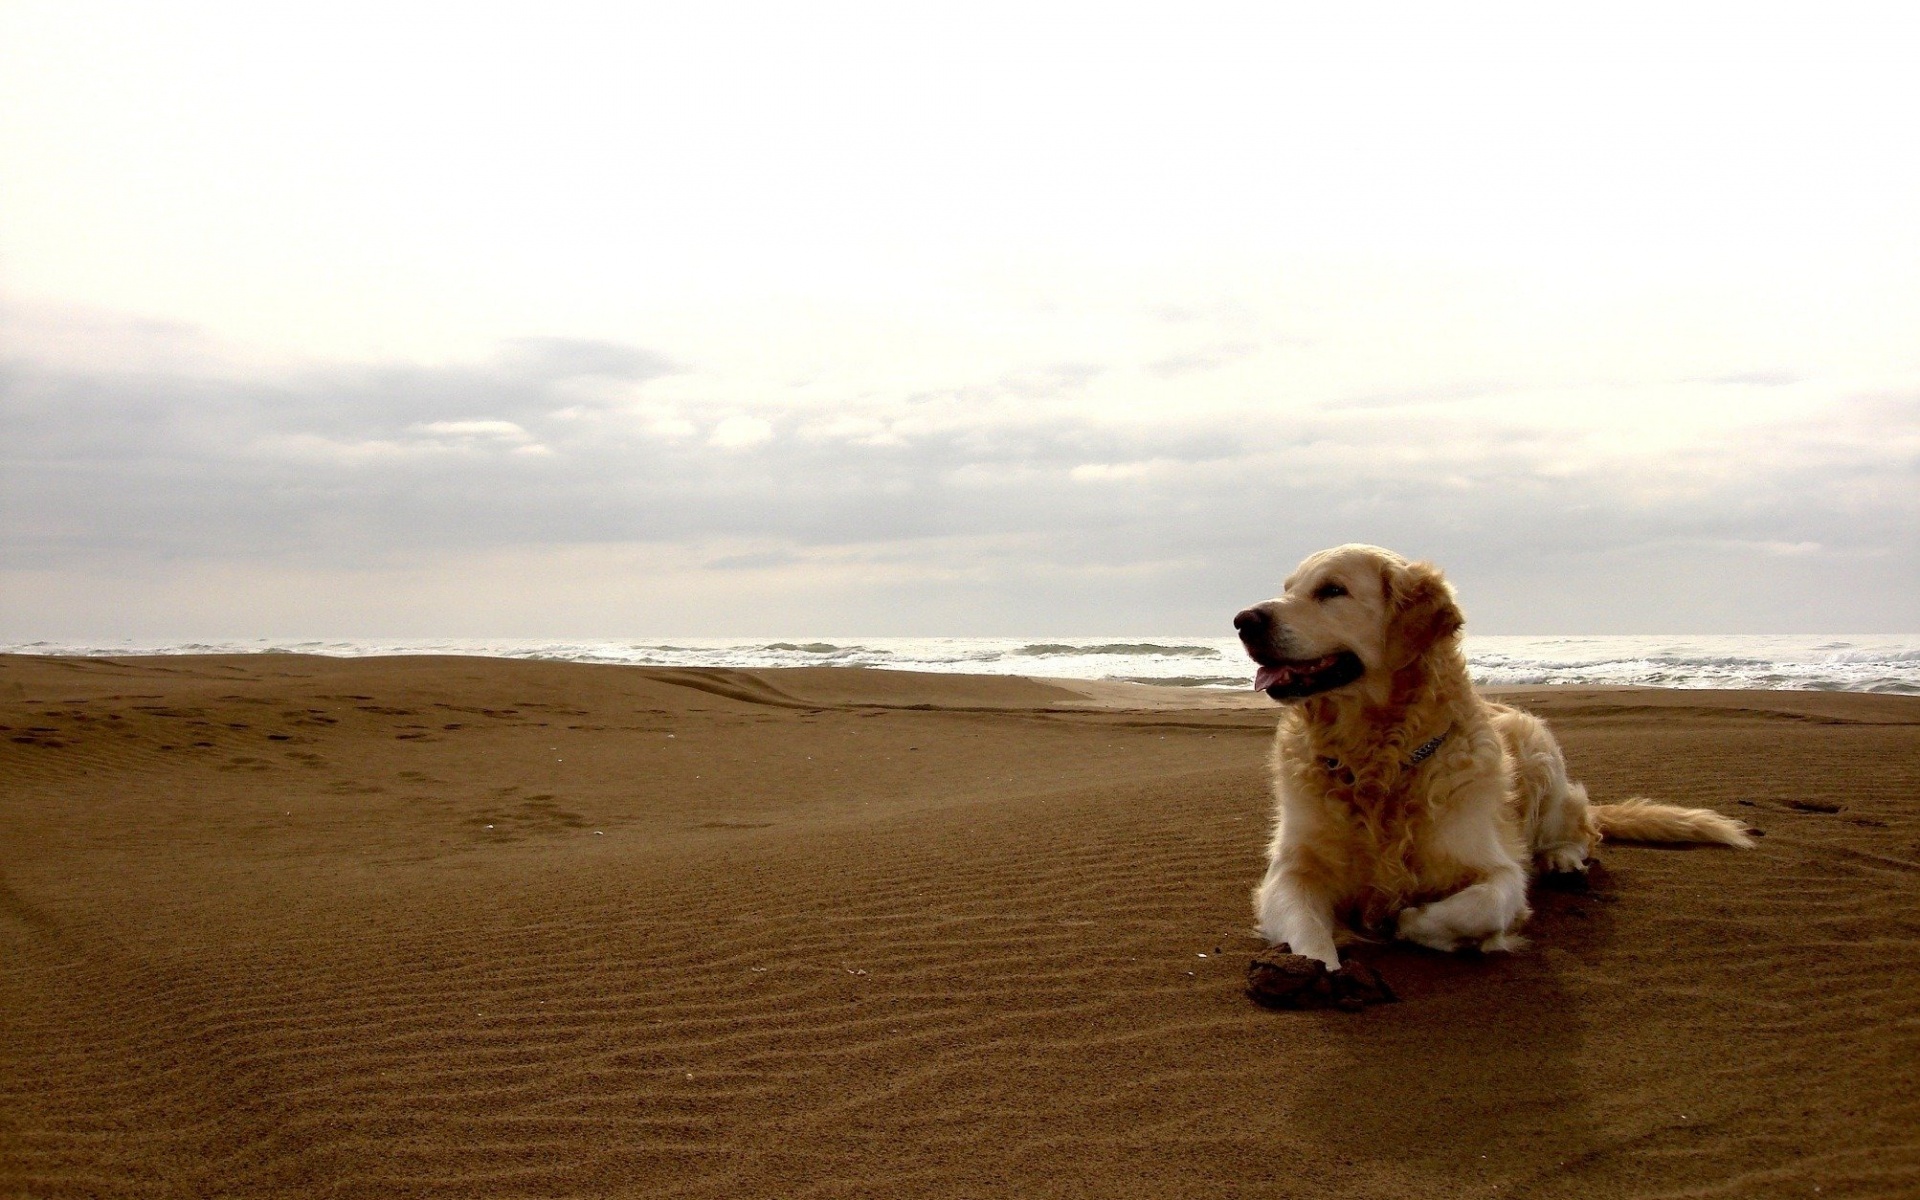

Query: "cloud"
left=1325, top=382, right=1509, bottom=411
left=1068, top=459, right=1200, bottom=483
left=703, top=549, right=803, bottom=571
left=1689, top=370, right=1804, bottom=388
left=2, top=330, right=1915, bottom=634
left=1143, top=342, right=1262, bottom=377
left=415, top=420, right=533, bottom=440
left=500, top=338, right=677, bottom=382
left=1000, top=362, right=1103, bottom=398
left=708, top=415, right=775, bottom=449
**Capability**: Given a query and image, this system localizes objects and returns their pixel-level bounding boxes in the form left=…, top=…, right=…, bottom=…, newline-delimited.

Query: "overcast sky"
left=3, top=2, right=1917, bottom=638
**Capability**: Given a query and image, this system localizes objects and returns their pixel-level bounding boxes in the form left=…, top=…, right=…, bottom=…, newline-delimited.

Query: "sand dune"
left=3, top=655, right=1917, bottom=1198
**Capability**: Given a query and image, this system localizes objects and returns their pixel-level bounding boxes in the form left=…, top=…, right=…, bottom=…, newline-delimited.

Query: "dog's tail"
left=1590, top=797, right=1754, bottom=849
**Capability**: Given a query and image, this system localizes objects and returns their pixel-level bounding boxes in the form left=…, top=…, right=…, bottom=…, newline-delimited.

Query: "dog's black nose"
left=1234, top=607, right=1270, bottom=638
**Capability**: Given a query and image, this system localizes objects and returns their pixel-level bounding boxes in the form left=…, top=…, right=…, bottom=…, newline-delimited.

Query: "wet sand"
left=3, top=654, right=1916, bottom=1198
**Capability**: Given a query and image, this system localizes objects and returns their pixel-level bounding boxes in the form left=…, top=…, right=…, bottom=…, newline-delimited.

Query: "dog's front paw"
left=1540, top=844, right=1589, bottom=876
left=1395, top=905, right=1461, bottom=952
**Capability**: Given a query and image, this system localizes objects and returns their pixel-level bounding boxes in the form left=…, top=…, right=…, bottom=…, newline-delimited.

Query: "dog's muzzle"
left=1233, top=606, right=1365, bottom=700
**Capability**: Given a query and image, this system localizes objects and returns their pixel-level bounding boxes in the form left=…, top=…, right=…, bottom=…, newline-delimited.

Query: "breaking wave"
left=1012, top=643, right=1221, bottom=658
left=6, top=634, right=1916, bottom=693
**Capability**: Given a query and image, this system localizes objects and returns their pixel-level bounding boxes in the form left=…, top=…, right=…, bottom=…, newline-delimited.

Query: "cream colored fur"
left=1244, top=544, right=1752, bottom=968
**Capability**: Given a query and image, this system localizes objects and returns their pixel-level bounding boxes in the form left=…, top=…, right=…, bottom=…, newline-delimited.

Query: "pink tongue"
left=1254, top=665, right=1288, bottom=691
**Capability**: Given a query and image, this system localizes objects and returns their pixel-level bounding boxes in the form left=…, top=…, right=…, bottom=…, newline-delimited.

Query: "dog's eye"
left=1312, top=582, right=1349, bottom=601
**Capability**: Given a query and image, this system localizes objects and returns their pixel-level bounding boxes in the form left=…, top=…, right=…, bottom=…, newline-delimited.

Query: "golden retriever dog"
left=1236, top=544, right=1751, bottom=969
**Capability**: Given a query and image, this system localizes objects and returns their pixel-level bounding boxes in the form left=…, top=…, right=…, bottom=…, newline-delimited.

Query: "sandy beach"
left=2, top=653, right=1916, bottom=1198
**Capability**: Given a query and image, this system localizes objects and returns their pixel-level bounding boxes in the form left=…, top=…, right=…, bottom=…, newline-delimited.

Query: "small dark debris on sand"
left=1246, top=946, right=1397, bottom=1011
left=1538, top=868, right=1591, bottom=893
left=1786, top=800, right=1843, bottom=814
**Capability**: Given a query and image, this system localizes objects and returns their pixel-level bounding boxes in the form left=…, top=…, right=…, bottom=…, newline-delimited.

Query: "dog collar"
left=1406, top=729, right=1449, bottom=765
left=1320, top=728, right=1450, bottom=773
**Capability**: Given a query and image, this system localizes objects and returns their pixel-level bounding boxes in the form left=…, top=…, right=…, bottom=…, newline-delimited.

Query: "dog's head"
left=1233, top=544, right=1464, bottom=702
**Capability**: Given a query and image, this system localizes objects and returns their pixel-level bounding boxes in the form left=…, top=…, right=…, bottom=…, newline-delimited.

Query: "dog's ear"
left=1384, top=560, right=1464, bottom=670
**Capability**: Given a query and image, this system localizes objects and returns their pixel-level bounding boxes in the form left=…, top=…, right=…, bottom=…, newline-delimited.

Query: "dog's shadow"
left=1280, top=862, right=1619, bottom=1163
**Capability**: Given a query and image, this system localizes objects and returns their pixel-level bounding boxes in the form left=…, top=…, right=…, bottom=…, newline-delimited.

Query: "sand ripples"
left=3, top=657, right=1917, bottom=1197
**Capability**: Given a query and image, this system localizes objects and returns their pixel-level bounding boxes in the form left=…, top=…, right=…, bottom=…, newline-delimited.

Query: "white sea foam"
left=4, top=634, right=1916, bottom=694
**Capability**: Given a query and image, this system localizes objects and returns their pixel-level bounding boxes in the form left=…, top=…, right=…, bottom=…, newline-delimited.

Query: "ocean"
left=6, top=634, right=1918, bottom=695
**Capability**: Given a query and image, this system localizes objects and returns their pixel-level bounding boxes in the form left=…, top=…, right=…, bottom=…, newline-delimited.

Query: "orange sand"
left=2, top=655, right=1916, bottom=1198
